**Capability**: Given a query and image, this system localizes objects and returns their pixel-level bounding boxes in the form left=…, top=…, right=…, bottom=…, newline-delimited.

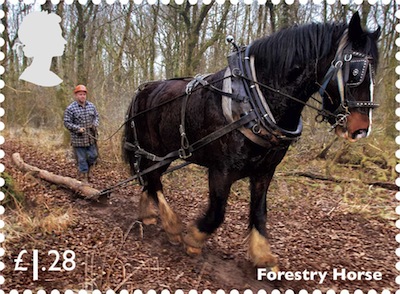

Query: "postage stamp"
left=1, top=0, right=398, bottom=292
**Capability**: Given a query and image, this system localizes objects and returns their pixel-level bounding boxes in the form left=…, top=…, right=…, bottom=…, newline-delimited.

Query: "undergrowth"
left=3, top=132, right=77, bottom=246
left=4, top=206, right=76, bottom=243
left=2, top=171, right=25, bottom=208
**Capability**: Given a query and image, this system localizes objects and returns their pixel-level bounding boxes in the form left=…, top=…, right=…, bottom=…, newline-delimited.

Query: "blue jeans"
left=74, top=145, right=98, bottom=173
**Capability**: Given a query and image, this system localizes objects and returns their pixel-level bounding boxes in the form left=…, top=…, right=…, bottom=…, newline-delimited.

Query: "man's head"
left=74, top=85, right=87, bottom=105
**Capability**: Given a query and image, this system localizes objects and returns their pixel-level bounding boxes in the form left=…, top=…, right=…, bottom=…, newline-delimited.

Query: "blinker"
left=318, top=41, right=377, bottom=127
left=346, top=57, right=369, bottom=87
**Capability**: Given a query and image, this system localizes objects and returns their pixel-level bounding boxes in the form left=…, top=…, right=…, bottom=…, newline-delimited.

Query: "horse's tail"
left=123, top=80, right=162, bottom=164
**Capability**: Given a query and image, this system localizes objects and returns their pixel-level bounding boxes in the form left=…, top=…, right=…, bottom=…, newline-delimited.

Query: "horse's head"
left=320, top=12, right=380, bottom=142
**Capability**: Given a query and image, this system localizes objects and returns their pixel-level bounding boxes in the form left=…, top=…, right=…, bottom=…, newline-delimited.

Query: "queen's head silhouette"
left=18, top=11, right=66, bottom=87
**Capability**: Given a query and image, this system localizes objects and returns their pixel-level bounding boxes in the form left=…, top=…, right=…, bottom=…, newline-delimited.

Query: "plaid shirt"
left=64, top=101, right=99, bottom=147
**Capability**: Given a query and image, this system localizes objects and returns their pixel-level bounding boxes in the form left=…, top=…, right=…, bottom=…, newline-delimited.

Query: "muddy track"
left=2, top=139, right=397, bottom=292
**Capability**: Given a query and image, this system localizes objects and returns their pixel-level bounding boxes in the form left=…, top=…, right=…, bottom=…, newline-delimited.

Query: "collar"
left=76, top=100, right=88, bottom=107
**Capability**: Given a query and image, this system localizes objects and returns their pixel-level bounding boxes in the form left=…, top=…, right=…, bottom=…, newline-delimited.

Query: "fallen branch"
left=366, top=181, right=398, bottom=191
left=12, top=153, right=101, bottom=200
left=279, top=171, right=398, bottom=191
left=282, top=171, right=344, bottom=183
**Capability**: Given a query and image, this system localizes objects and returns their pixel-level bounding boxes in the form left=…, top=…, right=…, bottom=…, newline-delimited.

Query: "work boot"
left=78, top=172, right=89, bottom=183
left=88, top=166, right=93, bottom=182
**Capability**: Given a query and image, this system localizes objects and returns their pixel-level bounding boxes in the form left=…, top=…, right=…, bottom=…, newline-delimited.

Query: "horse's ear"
left=371, top=26, right=381, bottom=41
left=348, top=12, right=364, bottom=42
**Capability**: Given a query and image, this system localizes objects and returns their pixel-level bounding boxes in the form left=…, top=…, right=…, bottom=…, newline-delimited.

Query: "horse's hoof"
left=167, top=233, right=182, bottom=245
left=260, top=254, right=278, bottom=267
left=142, top=217, right=157, bottom=226
left=248, top=228, right=279, bottom=268
left=185, top=244, right=202, bottom=256
left=252, top=253, right=279, bottom=269
left=184, top=225, right=208, bottom=245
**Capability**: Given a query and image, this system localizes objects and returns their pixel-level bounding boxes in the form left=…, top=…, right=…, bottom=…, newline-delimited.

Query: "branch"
left=279, top=171, right=398, bottom=191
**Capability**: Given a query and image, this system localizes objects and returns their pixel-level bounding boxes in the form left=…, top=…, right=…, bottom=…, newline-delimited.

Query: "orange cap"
left=74, top=85, right=87, bottom=93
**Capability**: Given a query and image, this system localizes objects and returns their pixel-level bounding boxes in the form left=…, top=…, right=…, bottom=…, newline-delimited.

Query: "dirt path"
left=2, top=138, right=397, bottom=292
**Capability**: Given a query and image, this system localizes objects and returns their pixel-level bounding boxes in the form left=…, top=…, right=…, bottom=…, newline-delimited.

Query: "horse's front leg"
left=183, top=168, right=233, bottom=255
left=248, top=173, right=279, bottom=270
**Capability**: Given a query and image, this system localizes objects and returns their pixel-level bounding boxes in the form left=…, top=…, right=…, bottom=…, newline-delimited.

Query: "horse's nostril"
left=352, top=129, right=368, bottom=140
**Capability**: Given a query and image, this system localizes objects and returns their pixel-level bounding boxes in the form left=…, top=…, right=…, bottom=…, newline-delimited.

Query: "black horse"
left=123, top=12, right=380, bottom=269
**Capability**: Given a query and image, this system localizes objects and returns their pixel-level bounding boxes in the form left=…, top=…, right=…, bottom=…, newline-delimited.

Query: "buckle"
left=179, top=148, right=192, bottom=159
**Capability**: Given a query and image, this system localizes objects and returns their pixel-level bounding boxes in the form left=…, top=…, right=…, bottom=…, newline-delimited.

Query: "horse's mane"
left=248, top=22, right=350, bottom=81
left=250, top=23, right=378, bottom=81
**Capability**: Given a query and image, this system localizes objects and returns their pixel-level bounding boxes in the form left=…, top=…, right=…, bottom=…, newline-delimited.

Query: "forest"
left=2, top=1, right=398, bottom=144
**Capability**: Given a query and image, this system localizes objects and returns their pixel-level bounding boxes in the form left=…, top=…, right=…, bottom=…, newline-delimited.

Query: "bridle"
left=317, top=30, right=379, bottom=131
left=222, top=30, right=379, bottom=144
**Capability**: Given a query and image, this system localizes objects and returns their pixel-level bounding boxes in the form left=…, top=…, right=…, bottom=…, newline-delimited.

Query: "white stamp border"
left=1, top=0, right=398, bottom=293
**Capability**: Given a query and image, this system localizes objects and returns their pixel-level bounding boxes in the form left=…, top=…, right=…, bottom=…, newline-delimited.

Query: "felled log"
left=280, top=171, right=398, bottom=191
left=12, top=153, right=101, bottom=200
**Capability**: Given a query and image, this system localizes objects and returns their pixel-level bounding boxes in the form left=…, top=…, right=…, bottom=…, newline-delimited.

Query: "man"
left=64, top=85, right=99, bottom=182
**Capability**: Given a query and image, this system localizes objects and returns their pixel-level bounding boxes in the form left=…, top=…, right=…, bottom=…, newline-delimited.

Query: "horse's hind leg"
left=141, top=171, right=183, bottom=245
left=138, top=191, right=158, bottom=225
left=248, top=173, right=278, bottom=269
left=184, top=168, right=233, bottom=255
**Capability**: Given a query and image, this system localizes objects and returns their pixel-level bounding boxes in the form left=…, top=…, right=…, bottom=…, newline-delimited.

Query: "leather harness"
left=124, top=33, right=378, bottom=184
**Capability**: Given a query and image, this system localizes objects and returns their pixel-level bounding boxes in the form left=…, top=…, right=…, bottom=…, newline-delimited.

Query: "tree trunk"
left=75, top=2, right=87, bottom=85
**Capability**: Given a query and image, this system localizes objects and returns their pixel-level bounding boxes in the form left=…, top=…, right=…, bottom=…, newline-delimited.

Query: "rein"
left=95, top=65, right=325, bottom=196
left=234, top=70, right=336, bottom=121
left=86, top=76, right=229, bottom=144
left=224, top=32, right=378, bottom=137
left=223, top=38, right=331, bottom=141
